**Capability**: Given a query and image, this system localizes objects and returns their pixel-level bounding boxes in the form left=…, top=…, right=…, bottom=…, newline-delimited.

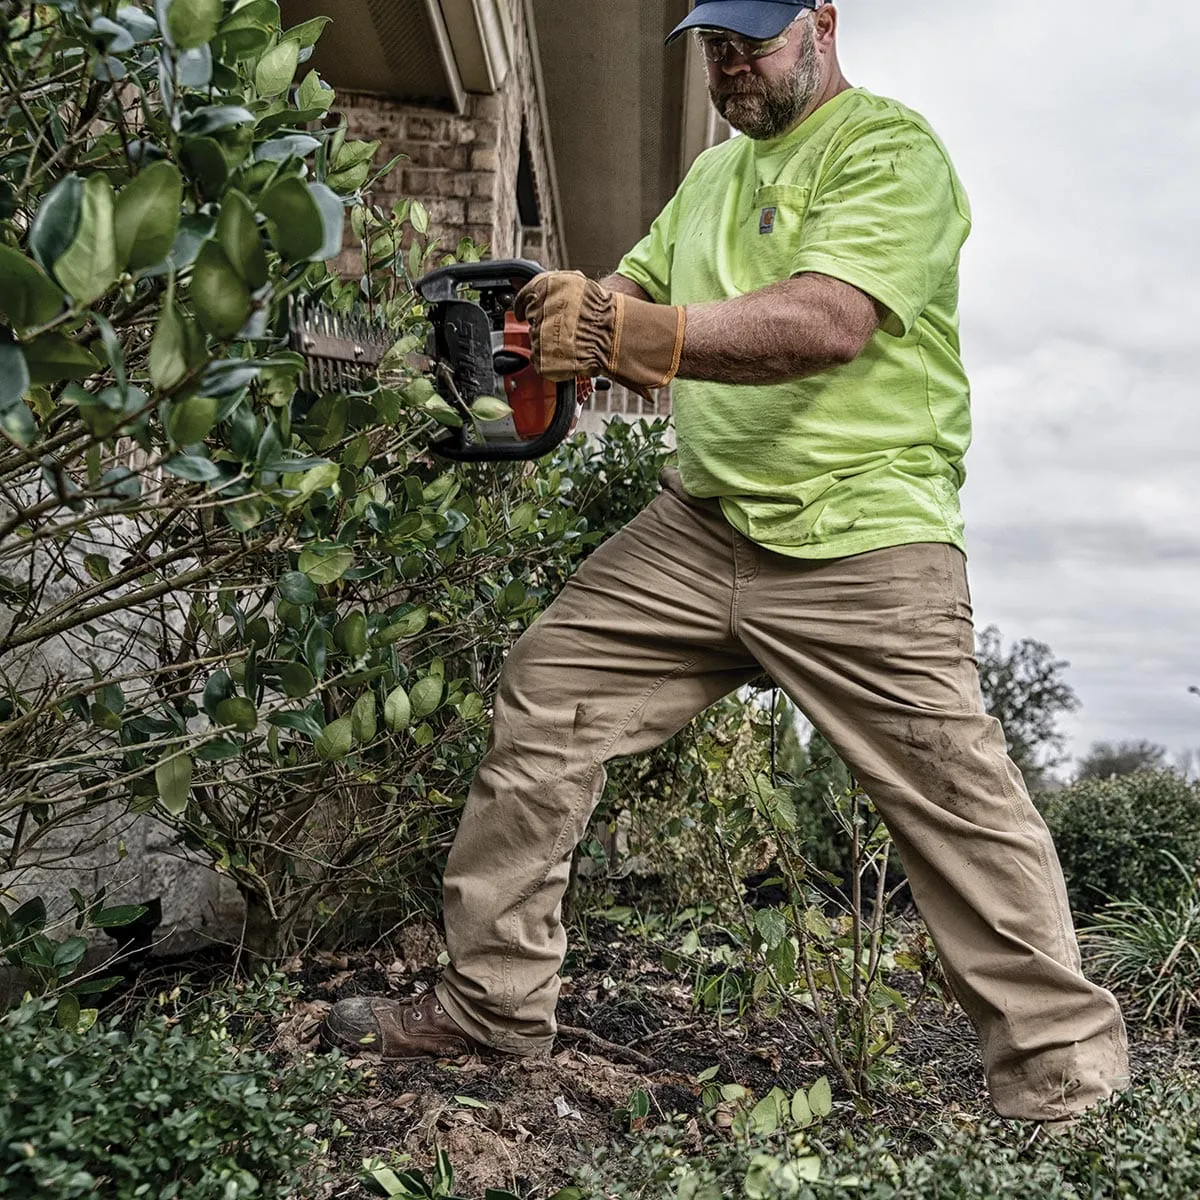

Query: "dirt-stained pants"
left=435, top=472, right=1129, bottom=1119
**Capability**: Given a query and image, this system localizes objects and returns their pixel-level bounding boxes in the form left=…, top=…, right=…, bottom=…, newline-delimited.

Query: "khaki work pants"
left=435, top=471, right=1129, bottom=1119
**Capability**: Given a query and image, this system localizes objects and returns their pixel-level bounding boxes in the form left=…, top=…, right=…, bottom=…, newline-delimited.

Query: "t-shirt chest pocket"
left=744, top=183, right=811, bottom=287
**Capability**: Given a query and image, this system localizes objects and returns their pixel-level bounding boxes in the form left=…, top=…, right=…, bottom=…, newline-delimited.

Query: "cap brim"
left=666, top=2, right=805, bottom=45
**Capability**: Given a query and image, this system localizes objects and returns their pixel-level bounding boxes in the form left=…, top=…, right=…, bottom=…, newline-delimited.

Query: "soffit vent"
left=367, top=0, right=454, bottom=101
left=282, top=0, right=462, bottom=107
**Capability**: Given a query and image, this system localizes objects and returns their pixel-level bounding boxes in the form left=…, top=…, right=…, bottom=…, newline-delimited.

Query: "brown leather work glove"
left=514, top=271, right=686, bottom=395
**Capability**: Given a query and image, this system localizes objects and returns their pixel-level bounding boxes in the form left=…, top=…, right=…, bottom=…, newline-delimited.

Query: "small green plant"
left=361, top=1146, right=554, bottom=1200
left=705, top=769, right=933, bottom=1098
left=0, top=887, right=148, bottom=1023
left=1079, top=854, right=1200, bottom=1032
left=573, top=1075, right=831, bottom=1200
left=0, top=974, right=353, bottom=1199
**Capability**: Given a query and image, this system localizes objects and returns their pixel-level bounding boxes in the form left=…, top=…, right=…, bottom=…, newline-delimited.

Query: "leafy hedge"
left=0, top=976, right=352, bottom=1199
left=0, top=1, right=683, bottom=961
left=1040, top=771, right=1200, bottom=912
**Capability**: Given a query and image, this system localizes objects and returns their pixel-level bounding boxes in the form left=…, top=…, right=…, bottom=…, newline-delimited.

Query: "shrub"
left=0, top=0, right=677, bottom=958
left=1040, top=771, right=1200, bottom=913
left=1080, top=856, right=1200, bottom=1031
left=0, top=975, right=353, bottom=1199
left=571, top=1076, right=1200, bottom=1199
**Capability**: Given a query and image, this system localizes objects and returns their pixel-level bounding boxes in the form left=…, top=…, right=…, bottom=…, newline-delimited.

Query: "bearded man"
left=324, top=0, right=1129, bottom=1126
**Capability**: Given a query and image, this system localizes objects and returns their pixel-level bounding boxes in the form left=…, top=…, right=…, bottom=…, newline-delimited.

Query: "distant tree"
left=1076, top=739, right=1169, bottom=781
left=975, top=625, right=1080, bottom=789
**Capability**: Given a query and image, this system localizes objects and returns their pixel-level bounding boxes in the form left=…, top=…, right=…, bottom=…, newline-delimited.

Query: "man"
left=325, top=0, right=1129, bottom=1124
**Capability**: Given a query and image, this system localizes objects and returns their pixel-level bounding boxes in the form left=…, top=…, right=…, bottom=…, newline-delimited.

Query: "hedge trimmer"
left=290, top=259, right=600, bottom=462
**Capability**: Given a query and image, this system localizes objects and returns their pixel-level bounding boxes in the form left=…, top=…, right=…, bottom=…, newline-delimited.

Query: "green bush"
left=1040, top=771, right=1200, bottom=913
left=0, top=976, right=353, bottom=1199
left=571, top=1077, right=1200, bottom=1199
left=0, top=0, right=681, bottom=959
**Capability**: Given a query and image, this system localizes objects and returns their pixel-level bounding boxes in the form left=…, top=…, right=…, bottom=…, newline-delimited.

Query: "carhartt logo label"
left=760, top=206, right=777, bottom=234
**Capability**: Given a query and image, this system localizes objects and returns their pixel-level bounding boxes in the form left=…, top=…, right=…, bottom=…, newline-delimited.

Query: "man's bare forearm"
left=602, top=273, right=652, bottom=301
left=679, top=274, right=883, bottom=385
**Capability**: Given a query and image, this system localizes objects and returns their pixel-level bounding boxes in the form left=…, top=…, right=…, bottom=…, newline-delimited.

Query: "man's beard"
left=710, top=24, right=822, bottom=139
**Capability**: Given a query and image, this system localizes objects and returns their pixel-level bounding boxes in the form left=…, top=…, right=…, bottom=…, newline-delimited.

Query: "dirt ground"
left=252, top=918, right=1198, bottom=1198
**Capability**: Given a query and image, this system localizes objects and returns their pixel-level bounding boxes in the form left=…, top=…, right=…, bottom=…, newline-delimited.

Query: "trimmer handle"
left=417, top=259, right=544, bottom=304
left=417, top=259, right=583, bottom=463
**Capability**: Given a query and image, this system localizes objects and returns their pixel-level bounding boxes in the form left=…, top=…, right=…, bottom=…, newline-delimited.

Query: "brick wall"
left=334, top=2, right=562, bottom=270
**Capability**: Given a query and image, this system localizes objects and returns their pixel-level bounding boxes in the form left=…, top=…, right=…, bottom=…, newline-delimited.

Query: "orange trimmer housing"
left=501, top=312, right=595, bottom=439
left=417, top=259, right=592, bottom=462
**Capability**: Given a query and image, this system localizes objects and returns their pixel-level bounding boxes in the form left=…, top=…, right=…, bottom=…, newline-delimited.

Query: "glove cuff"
left=609, top=293, right=687, bottom=391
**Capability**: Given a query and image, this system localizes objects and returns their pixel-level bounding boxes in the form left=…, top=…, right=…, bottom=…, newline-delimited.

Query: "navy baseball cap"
left=667, top=1, right=827, bottom=44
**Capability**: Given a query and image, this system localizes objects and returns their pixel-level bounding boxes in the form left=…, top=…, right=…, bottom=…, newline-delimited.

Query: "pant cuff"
left=434, top=979, right=555, bottom=1058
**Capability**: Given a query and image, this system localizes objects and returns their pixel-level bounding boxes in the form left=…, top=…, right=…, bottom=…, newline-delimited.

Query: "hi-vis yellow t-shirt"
left=616, top=88, right=973, bottom=559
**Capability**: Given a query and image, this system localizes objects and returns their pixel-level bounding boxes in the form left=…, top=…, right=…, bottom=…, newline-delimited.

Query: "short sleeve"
left=790, top=121, right=971, bottom=337
left=615, top=190, right=680, bottom=304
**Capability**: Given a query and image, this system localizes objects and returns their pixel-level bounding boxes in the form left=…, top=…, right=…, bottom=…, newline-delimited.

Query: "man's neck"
left=791, top=69, right=852, bottom=133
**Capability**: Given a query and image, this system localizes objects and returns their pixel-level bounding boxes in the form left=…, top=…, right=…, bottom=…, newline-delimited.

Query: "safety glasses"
left=693, top=8, right=815, bottom=65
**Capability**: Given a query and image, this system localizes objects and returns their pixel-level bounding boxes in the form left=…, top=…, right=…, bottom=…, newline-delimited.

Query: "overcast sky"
left=829, top=0, right=1200, bottom=769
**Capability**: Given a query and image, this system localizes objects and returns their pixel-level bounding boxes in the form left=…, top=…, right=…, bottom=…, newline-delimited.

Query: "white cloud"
left=840, top=1, right=1200, bottom=761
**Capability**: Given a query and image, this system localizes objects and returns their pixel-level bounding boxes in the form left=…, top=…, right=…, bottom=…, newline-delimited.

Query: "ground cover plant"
left=0, top=974, right=355, bottom=1198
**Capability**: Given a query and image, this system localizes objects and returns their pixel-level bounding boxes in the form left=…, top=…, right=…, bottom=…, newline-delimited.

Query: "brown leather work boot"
left=321, top=991, right=487, bottom=1059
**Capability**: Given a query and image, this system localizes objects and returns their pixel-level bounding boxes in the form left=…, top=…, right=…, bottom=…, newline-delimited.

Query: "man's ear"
left=815, top=3, right=839, bottom=48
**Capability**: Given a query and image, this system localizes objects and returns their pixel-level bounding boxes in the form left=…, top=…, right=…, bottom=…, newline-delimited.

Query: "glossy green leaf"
left=409, top=676, right=444, bottom=719
left=314, top=715, right=353, bottom=762
left=149, top=295, right=205, bottom=392
left=22, top=334, right=100, bottom=385
left=202, top=670, right=234, bottom=721
left=215, top=190, right=269, bottom=287
left=163, top=453, right=222, bottom=482
left=383, top=685, right=411, bottom=732
left=297, top=69, right=333, bottom=114
left=114, top=161, right=182, bottom=272
left=28, top=175, right=82, bottom=274
left=375, top=607, right=429, bottom=644
left=176, top=43, right=213, bottom=88
left=470, top=395, right=513, bottom=422
left=281, top=15, right=331, bottom=48
left=308, top=182, right=345, bottom=261
left=253, top=134, right=320, bottom=163
left=190, top=241, right=251, bottom=338
left=808, top=1075, right=833, bottom=1118
left=155, top=752, right=193, bottom=815
left=0, top=247, right=65, bottom=329
left=267, top=709, right=324, bottom=739
left=409, top=199, right=429, bottom=236
left=181, top=105, right=255, bottom=136
left=333, top=611, right=368, bottom=658
left=53, top=174, right=118, bottom=304
left=298, top=546, right=353, bottom=585
left=91, top=904, right=149, bottom=928
left=258, top=175, right=324, bottom=261
left=277, top=571, right=316, bottom=605
left=0, top=332, right=31, bottom=413
left=254, top=37, right=299, bottom=96
left=351, top=693, right=377, bottom=744
left=57, top=993, right=81, bottom=1032
left=163, top=0, right=222, bottom=50
left=180, top=137, right=229, bottom=200
left=281, top=460, right=338, bottom=508
left=277, top=662, right=315, bottom=698
left=215, top=696, right=258, bottom=732
left=423, top=395, right=463, bottom=428
left=166, top=394, right=218, bottom=444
